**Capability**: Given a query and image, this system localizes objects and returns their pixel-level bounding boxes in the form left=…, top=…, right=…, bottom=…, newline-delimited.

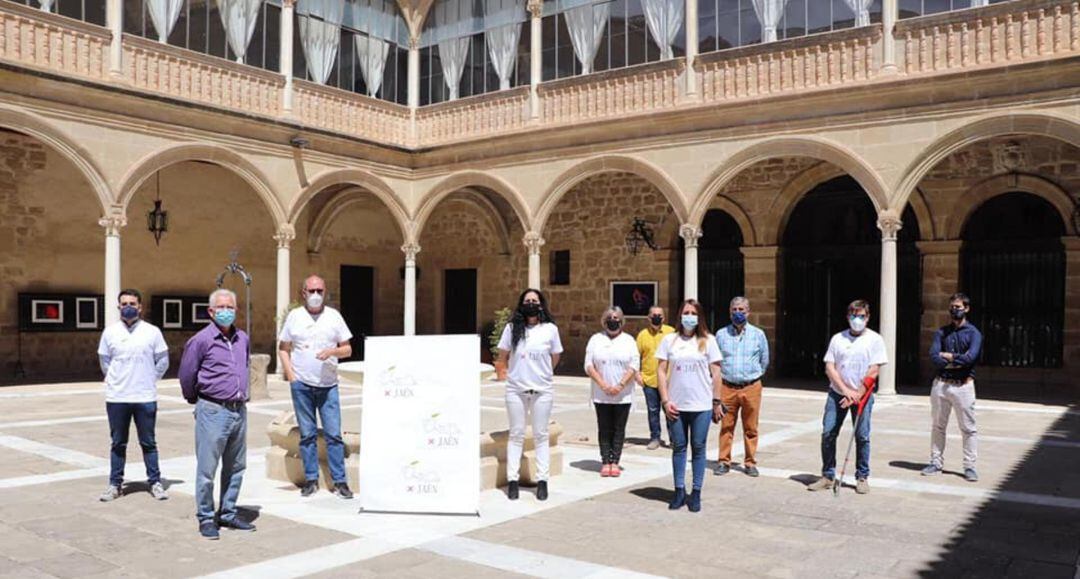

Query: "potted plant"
left=489, top=307, right=512, bottom=381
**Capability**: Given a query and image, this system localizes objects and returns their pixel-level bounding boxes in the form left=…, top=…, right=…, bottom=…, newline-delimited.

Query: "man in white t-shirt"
left=97, top=289, right=170, bottom=503
left=808, top=299, right=887, bottom=495
left=278, top=275, right=354, bottom=499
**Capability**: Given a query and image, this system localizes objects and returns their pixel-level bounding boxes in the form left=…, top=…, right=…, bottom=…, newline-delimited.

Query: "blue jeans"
left=105, top=402, right=160, bottom=486
left=821, top=390, right=874, bottom=480
left=194, top=399, right=246, bottom=524
left=290, top=381, right=346, bottom=484
left=642, top=386, right=664, bottom=442
left=668, top=410, right=711, bottom=491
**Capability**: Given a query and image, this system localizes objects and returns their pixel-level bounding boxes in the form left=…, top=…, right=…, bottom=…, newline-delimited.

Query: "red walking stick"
left=833, top=377, right=876, bottom=497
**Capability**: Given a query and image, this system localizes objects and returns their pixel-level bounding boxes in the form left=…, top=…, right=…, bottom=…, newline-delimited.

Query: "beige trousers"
left=929, top=379, right=978, bottom=470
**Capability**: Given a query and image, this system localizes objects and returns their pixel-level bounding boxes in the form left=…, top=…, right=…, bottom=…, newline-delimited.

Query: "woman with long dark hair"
left=495, top=288, right=563, bottom=501
left=656, top=299, right=725, bottom=513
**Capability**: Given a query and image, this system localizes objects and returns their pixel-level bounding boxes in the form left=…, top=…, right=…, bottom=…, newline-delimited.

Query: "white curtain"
left=35, top=0, right=55, bottom=12
left=842, top=0, right=873, bottom=27
left=971, top=0, right=989, bottom=5
left=641, top=0, right=683, bottom=60
left=216, top=0, right=264, bottom=63
left=751, top=0, right=788, bottom=43
left=147, top=0, right=185, bottom=42
left=356, top=36, right=389, bottom=96
left=565, top=2, right=609, bottom=75
left=438, top=37, right=471, bottom=100
left=298, top=0, right=345, bottom=85
left=484, top=0, right=526, bottom=90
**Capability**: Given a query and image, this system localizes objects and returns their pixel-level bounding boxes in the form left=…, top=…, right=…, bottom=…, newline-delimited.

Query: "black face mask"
left=950, top=307, right=966, bottom=321
left=520, top=303, right=541, bottom=317
left=605, top=319, right=621, bottom=332
left=649, top=315, right=663, bottom=326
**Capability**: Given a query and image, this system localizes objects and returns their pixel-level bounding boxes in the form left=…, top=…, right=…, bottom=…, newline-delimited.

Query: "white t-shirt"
left=584, top=332, right=640, bottom=405
left=655, top=333, right=722, bottom=412
left=279, top=306, right=354, bottom=387
left=98, top=320, right=168, bottom=403
left=823, top=329, right=888, bottom=395
left=497, top=322, right=564, bottom=393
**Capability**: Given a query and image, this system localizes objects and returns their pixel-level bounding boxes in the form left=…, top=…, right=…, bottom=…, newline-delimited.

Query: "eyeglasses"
left=213, top=305, right=237, bottom=311
left=305, top=289, right=325, bottom=294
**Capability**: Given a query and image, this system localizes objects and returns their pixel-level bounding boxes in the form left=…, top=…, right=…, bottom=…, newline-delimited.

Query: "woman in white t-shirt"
left=656, top=299, right=725, bottom=513
left=496, top=288, right=563, bottom=502
left=584, top=306, right=640, bottom=478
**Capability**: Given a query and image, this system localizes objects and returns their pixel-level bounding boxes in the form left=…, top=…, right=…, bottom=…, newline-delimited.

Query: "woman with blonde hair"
left=584, top=306, right=639, bottom=477
left=656, top=299, right=725, bottom=512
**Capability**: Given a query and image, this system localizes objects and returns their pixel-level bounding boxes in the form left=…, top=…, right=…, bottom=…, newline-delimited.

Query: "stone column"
left=106, top=0, right=123, bottom=78
left=281, top=0, right=296, bottom=113
left=408, top=36, right=420, bottom=109
left=877, top=210, right=902, bottom=395
left=274, top=225, right=294, bottom=331
left=680, top=224, right=702, bottom=300
left=402, top=242, right=420, bottom=335
left=528, top=0, right=543, bottom=120
left=684, top=0, right=698, bottom=96
left=524, top=232, right=545, bottom=289
left=741, top=246, right=779, bottom=353
left=99, top=214, right=126, bottom=326
left=882, top=0, right=898, bottom=74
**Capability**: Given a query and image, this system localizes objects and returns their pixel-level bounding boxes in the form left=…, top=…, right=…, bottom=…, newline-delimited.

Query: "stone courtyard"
left=0, top=377, right=1076, bottom=578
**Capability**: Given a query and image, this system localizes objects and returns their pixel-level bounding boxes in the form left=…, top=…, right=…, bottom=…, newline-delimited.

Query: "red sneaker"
left=610, top=464, right=622, bottom=477
left=600, top=464, right=611, bottom=477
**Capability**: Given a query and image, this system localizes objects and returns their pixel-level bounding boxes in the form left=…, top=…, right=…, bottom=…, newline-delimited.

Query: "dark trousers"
left=106, top=402, right=161, bottom=487
left=594, top=403, right=631, bottom=464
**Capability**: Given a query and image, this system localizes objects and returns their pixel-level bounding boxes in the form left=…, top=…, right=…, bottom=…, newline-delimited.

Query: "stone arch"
left=0, top=106, right=113, bottom=213
left=290, top=168, right=409, bottom=239
left=704, top=194, right=758, bottom=246
left=534, top=155, right=689, bottom=234
left=947, top=174, right=1077, bottom=239
left=307, top=188, right=409, bottom=253
left=117, top=143, right=285, bottom=226
left=892, top=111, right=1080, bottom=210
left=413, top=171, right=531, bottom=239
left=689, top=137, right=889, bottom=233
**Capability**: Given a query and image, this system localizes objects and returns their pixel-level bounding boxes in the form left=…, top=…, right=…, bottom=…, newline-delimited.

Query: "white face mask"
left=849, top=315, right=867, bottom=333
left=306, top=292, right=324, bottom=309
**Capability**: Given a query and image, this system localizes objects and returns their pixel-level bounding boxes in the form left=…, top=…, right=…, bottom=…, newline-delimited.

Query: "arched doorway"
left=779, top=176, right=921, bottom=381
left=961, top=192, right=1066, bottom=368
left=697, top=209, right=745, bottom=331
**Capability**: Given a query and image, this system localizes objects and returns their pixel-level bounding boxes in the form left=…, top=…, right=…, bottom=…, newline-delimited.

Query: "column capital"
left=281, top=0, right=296, bottom=8
left=527, top=0, right=542, bottom=18
left=402, top=242, right=421, bottom=261
left=876, top=210, right=903, bottom=241
left=408, top=35, right=420, bottom=50
left=274, top=224, right=296, bottom=248
left=679, top=224, right=703, bottom=248
left=523, top=232, right=545, bottom=255
left=98, top=213, right=127, bottom=236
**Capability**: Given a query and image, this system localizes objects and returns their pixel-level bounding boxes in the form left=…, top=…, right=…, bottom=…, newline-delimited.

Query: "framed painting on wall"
left=610, top=282, right=658, bottom=318
left=75, top=297, right=99, bottom=329
left=31, top=299, right=64, bottom=324
left=191, top=302, right=212, bottom=324
left=162, top=299, right=183, bottom=329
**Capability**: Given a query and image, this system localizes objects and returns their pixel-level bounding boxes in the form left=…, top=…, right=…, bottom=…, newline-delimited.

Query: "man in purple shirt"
left=179, top=288, right=253, bottom=540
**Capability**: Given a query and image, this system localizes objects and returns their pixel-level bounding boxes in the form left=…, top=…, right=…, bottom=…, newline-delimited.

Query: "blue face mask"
left=681, top=314, right=698, bottom=330
left=731, top=311, right=747, bottom=325
left=120, top=305, right=139, bottom=321
left=213, top=308, right=236, bottom=327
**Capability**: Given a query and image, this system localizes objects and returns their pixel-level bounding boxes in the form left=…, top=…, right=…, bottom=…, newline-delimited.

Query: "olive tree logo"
left=423, top=412, right=462, bottom=448
left=401, top=460, right=440, bottom=494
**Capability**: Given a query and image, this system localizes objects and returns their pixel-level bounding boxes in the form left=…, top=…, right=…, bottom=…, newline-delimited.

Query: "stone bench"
left=264, top=411, right=563, bottom=491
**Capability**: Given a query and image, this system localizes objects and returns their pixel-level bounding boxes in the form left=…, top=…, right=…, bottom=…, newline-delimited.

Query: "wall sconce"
left=147, top=172, right=168, bottom=246
left=625, top=217, right=658, bottom=256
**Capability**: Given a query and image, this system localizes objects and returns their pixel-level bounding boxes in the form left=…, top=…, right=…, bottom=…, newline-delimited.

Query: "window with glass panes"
left=8, top=0, right=107, bottom=25
left=899, top=0, right=1011, bottom=19
left=697, top=0, right=882, bottom=53
left=540, top=0, right=686, bottom=81
left=419, top=0, right=531, bottom=106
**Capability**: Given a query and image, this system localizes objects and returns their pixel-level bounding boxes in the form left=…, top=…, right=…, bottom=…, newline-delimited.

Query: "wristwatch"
left=712, top=398, right=724, bottom=406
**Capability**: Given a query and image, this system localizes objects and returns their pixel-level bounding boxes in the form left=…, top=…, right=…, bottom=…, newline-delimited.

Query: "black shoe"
left=300, top=480, right=318, bottom=497
left=536, top=481, right=548, bottom=501
left=331, top=482, right=354, bottom=500
left=507, top=481, right=519, bottom=501
left=714, top=463, right=730, bottom=476
left=745, top=466, right=760, bottom=477
left=668, top=487, right=686, bottom=510
left=219, top=518, right=256, bottom=532
left=687, top=489, right=702, bottom=513
left=199, top=521, right=219, bottom=540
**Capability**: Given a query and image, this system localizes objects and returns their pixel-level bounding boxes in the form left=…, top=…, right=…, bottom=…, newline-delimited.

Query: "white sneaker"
left=150, top=482, right=169, bottom=500
left=99, top=485, right=121, bottom=502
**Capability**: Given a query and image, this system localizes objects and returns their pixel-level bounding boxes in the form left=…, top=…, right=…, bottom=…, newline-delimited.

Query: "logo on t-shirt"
left=673, top=360, right=707, bottom=374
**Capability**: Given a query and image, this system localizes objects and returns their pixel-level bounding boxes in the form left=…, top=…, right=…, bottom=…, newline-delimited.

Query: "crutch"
left=833, top=379, right=876, bottom=497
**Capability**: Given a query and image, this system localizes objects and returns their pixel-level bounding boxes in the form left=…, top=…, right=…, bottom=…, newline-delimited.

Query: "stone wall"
left=541, top=173, right=681, bottom=374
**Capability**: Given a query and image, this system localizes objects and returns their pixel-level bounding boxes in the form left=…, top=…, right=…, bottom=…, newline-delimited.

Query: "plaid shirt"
left=716, top=323, right=770, bottom=384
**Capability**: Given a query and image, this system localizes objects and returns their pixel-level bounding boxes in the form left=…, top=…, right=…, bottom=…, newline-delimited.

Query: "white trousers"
left=505, top=389, right=553, bottom=482
left=929, top=379, right=978, bottom=469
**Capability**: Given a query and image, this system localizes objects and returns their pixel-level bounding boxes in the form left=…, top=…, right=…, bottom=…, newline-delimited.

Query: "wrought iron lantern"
left=625, top=217, right=658, bottom=256
left=147, top=173, right=168, bottom=245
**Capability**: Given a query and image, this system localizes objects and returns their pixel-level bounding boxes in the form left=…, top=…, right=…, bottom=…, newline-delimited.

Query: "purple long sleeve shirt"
left=179, top=323, right=250, bottom=403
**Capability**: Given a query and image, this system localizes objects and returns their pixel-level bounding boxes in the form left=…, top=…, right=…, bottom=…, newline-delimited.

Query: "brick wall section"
left=541, top=172, right=681, bottom=374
